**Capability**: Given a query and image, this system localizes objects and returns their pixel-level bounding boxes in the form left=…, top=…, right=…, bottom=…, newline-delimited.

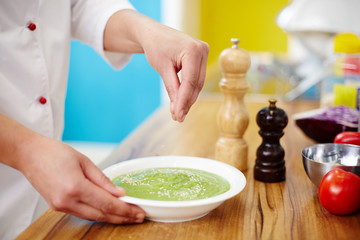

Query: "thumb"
left=80, top=158, right=126, bottom=197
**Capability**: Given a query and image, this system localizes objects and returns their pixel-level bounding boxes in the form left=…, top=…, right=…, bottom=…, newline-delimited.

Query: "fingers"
left=49, top=157, right=145, bottom=224
left=170, top=41, right=209, bottom=122
left=161, top=66, right=181, bottom=119
left=80, top=157, right=125, bottom=197
left=79, top=180, right=145, bottom=223
left=63, top=200, right=144, bottom=224
left=80, top=158, right=145, bottom=223
left=140, top=22, right=208, bottom=122
left=50, top=176, right=145, bottom=224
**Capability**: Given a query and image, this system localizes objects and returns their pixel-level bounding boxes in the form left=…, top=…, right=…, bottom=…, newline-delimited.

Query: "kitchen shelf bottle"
left=320, top=33, right=360, bottom=109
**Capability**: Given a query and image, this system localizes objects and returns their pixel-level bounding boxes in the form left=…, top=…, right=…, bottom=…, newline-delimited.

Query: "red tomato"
left=318, top=168, right=360, bottom=215
left=334, top=131, right=360, bottom=146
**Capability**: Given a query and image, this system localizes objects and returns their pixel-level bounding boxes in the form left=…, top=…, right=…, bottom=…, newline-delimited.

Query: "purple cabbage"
left=294, top=106, right=359, bottom=143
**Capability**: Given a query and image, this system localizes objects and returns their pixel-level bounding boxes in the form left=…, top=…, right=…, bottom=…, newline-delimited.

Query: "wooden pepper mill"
left=254, top=99, right=288, bottom=182
left=215, top=38, right=251, bottom=171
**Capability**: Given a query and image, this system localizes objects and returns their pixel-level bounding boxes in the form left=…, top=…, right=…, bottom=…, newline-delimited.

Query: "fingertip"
left=178, top=110, right=185, bottom=122
left=135, top=213, right=145, bottom=223
left=170, top=101, right=175, bottom=114
left=170, top=102, right=177, bottom=121
left=116, top=186, right=126, bottom=196
left=136, top=212, right=145, bottom=219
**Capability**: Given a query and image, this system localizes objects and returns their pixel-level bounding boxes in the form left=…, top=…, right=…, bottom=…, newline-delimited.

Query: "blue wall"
left=63, top=0, right=162, bottom=143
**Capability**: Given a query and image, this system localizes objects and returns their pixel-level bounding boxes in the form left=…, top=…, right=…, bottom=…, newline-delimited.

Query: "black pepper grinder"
left=254, top=99, right=288, bottom=182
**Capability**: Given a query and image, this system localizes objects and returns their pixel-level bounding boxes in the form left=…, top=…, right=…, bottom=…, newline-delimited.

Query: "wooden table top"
left=16, top=95, right=360, bottom=240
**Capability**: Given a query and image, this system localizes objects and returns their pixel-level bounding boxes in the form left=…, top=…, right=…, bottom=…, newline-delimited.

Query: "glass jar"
left=320, top=33, right=360, bottom=109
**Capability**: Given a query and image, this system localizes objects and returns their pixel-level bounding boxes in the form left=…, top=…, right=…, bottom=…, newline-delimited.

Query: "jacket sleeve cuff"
left=71, top=0, right=135, bottom=70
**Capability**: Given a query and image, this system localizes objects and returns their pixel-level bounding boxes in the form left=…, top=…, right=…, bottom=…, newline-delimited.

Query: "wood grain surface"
left=16, top=95, right=360, bottom=240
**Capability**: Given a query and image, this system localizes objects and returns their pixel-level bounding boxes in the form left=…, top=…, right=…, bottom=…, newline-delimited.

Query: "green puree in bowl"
left=112, top=168, right=231, bottom=201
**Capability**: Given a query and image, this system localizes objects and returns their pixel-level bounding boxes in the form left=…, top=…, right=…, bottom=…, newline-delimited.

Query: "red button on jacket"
left=28, top=23, right=36, bottom=31
left=39, top=97, right=47, bottom=104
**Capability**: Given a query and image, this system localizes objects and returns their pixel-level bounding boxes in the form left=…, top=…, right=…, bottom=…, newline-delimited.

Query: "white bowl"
left=103, top=156, right=246, bottom=223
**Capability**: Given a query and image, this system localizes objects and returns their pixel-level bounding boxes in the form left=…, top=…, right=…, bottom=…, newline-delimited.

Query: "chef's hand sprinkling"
left=143, top=28, right=209, bottom=122
left=104, top=10, right=209, bottom=122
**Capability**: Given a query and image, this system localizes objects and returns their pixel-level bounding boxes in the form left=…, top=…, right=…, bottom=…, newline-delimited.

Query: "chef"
left=0, top=0, right=209, bottom=239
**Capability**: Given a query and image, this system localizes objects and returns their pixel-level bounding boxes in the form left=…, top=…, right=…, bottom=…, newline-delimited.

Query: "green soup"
left=112, top=167, right=230, bottom=201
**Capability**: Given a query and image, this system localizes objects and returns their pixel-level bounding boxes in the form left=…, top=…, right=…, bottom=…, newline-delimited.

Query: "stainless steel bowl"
left=302, top=143, right=360, bottom=186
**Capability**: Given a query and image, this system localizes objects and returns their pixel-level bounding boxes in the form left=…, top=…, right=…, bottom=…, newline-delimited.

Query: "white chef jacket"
left=0, top=0, right=134, bottom=239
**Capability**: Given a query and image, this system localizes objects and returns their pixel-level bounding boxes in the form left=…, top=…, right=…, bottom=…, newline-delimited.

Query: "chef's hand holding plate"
left=0, top=113, right=145, bottom=224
